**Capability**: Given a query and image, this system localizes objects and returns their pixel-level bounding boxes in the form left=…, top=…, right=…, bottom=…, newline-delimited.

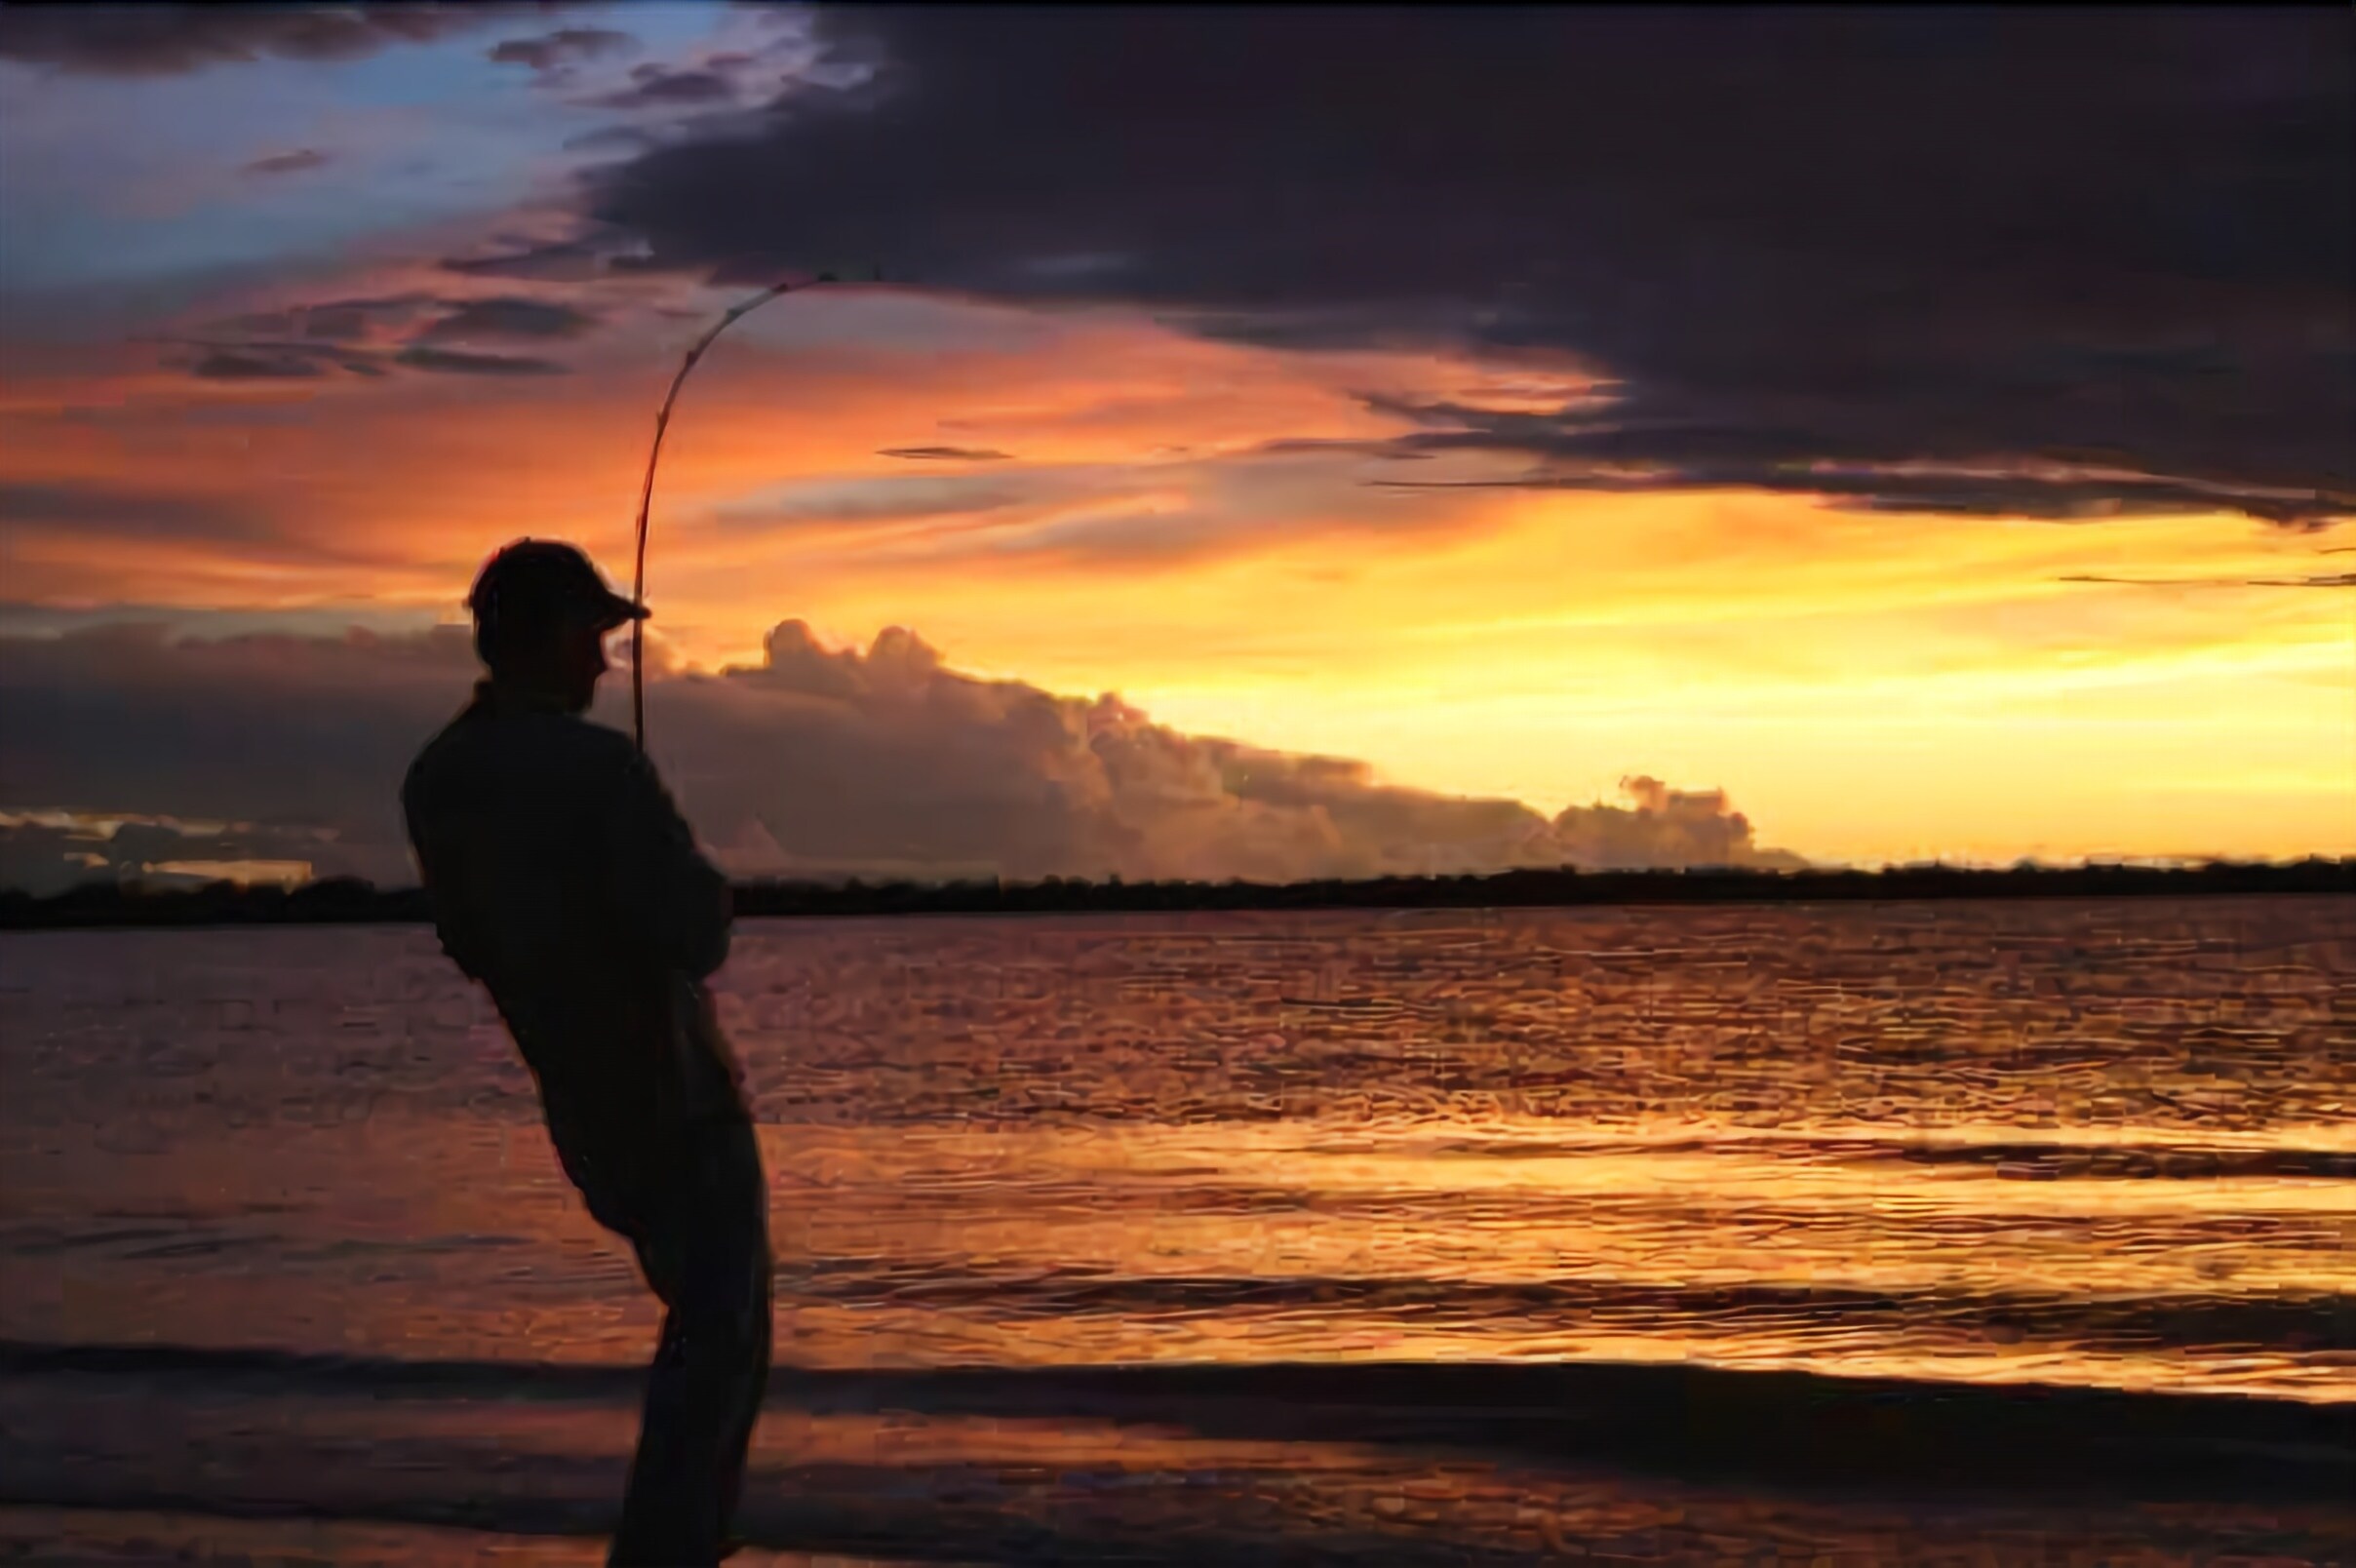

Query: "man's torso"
left=402, top=687, right=739, bottom=1164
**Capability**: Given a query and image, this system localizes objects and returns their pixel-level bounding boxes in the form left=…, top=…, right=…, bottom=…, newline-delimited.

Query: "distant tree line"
left=0, top=859, right=2347, bottom=931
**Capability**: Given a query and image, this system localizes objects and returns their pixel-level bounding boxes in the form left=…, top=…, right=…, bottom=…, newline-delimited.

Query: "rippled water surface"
left=3, top=896, right=2350, bottom=1563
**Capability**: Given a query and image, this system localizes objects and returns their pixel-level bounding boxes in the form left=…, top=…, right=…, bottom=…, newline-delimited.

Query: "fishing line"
left=629, top=268, right=870, bottom=754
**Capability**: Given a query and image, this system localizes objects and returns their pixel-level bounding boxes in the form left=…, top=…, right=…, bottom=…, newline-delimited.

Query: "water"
left=2, top=897, right=2350, bottom=1564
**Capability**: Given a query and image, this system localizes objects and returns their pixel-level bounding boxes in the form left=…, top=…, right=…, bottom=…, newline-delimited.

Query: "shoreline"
left=7, top=1340, right=2350, bottom=1506
left=3, top=859, right=2348, bottom=931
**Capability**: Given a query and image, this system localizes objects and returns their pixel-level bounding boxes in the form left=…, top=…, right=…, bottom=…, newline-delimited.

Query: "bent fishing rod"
left=628, top=267, right=872, bottom=754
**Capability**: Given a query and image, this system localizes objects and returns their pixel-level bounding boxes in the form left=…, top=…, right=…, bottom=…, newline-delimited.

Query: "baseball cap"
left=467, top=539, right=648, bottom=635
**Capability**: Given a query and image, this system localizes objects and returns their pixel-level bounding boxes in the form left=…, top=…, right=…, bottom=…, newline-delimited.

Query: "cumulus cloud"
left=0, top=620, right=1799, bottom=893
left=0, top=624, right=477, bottom=889
left=577, top=9, right=2351, bottom=529
left=0, top=4, right=576, bottom=76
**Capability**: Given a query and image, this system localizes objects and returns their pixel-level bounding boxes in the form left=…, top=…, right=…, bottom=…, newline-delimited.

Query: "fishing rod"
left=628, top=267, right=873, bottom=754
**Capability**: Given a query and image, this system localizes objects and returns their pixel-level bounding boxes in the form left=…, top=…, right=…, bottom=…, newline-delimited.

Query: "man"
left=402, top=538, right=769, bottom=1566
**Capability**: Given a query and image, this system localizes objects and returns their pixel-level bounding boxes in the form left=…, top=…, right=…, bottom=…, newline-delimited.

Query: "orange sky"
left=5, top=281, right=2348, bottom=868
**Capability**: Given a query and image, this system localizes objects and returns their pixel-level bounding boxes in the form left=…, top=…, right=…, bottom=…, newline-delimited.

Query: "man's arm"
left=402, top=755, right=495, bottom=982
left=601, top=746, right=733, bottom=979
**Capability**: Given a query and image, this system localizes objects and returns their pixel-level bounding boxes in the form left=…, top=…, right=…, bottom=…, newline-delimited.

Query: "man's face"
left=491, top=614, right=617, bottom=713
left=551, top=618, right=615, bottom=714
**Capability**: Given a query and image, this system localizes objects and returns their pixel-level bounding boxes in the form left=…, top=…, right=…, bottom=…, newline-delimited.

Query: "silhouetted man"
left=402, top=539, right=769, bottom=1566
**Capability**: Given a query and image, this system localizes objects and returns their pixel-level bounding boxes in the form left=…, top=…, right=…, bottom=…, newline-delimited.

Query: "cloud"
left=2059, top=572, right=2356, bottom=590
left=563, top=125, right=659, bottom=156
left=187, top=348, right=331, bottom=380
left=1373, top=443, right=2356, bottom=529
left=0, top=4, right=575, bottom=76
left=0, top=483, right=393, bottom=579
left=577, top=9, right=2351, bottom=529
left=440, top=231, right=645, bottom=281
left=414, top=296, right=602, bottom=342
left=700, top=449, right=1479, bottom=572
left=158, top=294, right=591, bottom=378
left=595, top=64, right=738, bottom=111
left=487, top=25, right=634, bottom=74
left=717, top=472, right=1032, bottom=528
left=0, top=813, right=327, bottom=896
left=192, top=294, right=600, bottom=365
left=391, top=345, right=568, bottom=376
left=170, top=338, right=386, bottom=379
left=218, top=294, right=438, bottom=344
left=240, top=148, right=330, bottom=177
left=0, top=619, right=1799, bottom=891
left=0, top=624, right=474, bottom=887
left=0, top=481, right=257, bottom=538
left=880, top=446, right=1013, bottom=463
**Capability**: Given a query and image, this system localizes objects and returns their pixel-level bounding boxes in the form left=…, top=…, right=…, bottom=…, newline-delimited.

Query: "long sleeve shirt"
left=402, top=681, right=739, bottom=1162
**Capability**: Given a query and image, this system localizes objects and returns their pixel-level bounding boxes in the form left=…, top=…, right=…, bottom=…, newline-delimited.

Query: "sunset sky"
left=1, top=5, right=2349, bottom=888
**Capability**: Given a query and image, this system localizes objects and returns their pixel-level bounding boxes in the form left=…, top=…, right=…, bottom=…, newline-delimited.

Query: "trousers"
left=566, top=1112, right=772, bottom=1567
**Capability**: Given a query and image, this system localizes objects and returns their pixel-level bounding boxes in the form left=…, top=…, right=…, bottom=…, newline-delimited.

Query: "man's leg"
left=608, top=1116, right=772, bottom=1568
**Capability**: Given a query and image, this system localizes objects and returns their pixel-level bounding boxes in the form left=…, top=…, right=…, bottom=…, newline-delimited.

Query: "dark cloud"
left=162, top=294, right=592, bottom=379
left=0, top=485, right=381, bottom=572
left=188, top=349, right=329, bottom=380
left=217, top=294, right=437, bottom=343
left=415, top=296, right=602, bottom=342
left=0, top=4, right=575, bottom=76
left=878, top=446, right=1013, bottom=462
left=168, top=337, right=386, bottom=379
left=391, top=345, right=568, bottom=376
left=564, top=125, right=659, bottom=156
left=581, top=8, right=2353, bottom=529
left=240, top=148, right=329, bottom=177
left=0, top=625, right=476, bottom=886
left=1373, top=438, right=2355, bottom=529
left=487, top=25, right=634, bottom=73
left=596, top=64, right=736, bottom=110
left=440, top=231, right=645, bottom=282
left=1250, top=439, right=1433, bottom=462
left=0, top=620, right=1799, bottom=890
left=212, top=293, right=599, bottom=352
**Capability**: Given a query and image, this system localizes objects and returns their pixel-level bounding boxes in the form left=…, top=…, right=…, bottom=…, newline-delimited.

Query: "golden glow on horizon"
left=3, top=293, right=2348, bottom=868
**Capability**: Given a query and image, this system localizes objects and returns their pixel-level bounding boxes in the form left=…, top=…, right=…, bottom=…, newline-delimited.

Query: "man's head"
left=468, top=539, right=648, bottom=713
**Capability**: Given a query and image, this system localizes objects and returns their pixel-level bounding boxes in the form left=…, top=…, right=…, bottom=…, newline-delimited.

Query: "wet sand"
left=4, top=1344, right=2349, bottom=1565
